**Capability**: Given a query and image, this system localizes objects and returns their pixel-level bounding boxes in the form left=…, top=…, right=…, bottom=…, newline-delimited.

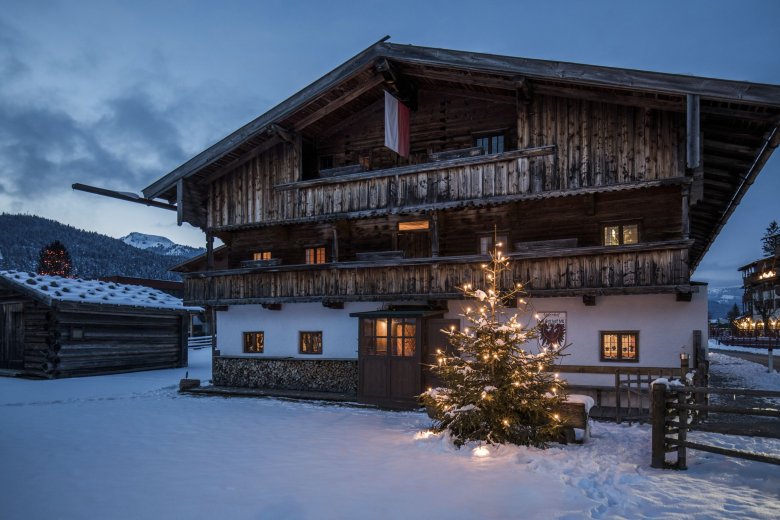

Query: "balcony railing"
left=184, top=240, right=692, bottom=305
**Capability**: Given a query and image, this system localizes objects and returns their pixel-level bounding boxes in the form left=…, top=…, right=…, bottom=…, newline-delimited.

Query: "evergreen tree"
left=37, top=240, right=73, bottom=277
left=762, top=220, right=780, bottom=257
left=421, top=241, right=567, bottom=448
left=726, top=303, right=741, bottom=323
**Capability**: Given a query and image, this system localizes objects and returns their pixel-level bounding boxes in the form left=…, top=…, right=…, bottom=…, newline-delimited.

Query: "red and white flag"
left=384, top=91, right=410, bottom=157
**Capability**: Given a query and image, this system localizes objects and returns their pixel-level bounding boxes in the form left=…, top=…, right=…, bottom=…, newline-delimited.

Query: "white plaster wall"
left=445, top=288, right=708, bottom=386
left=217, top=302, right=378, bottom=359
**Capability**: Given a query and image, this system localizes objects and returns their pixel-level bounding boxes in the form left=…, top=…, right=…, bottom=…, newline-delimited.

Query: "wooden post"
left=332, top=225, right=339, bottom=263
left=615, top=371, right=622, bottom=424
left=430, top=212, right=440, bottom=258
left=206, top=233, right=214, bottom=271
left=676, top=389, right=688, bottom=470
left=681, top=185, right=690, bottom=240
left=686, top=94, right=701, bottom=171
left=769, top=348, right=774, bottom=373
left=651, top=383, right=667, bottom=469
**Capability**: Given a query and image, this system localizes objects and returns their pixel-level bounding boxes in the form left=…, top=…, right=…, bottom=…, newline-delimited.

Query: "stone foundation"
left=213, top=356, right=358, bottom=394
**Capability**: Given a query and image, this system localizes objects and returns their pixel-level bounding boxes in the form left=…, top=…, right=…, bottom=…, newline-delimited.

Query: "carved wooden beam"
left=375, top=58, right=417, bottom=110
left=292, top=74, right=385, bottom=131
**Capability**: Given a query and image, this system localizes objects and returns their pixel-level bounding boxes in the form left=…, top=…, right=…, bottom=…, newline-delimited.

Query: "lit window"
left=305, top=247, right=326, bottom=264
left=398, top=220, right=429, bottom=232
left=600, top=332, right=638, bottom=362
left=603, top=223, right=639, bottom=246
left=359, top=318, right=417, bottom=357
left=479, top=235, right=508, bottom=255
left=474, top=133, right=505, bottom=154
left=300, top=331, right=323, bottom=354
left=253, top=251, right=272, bottom=261
left=243, top=331, right=264, bottom=353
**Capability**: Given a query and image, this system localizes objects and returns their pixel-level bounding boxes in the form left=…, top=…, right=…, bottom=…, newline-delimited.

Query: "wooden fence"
left=651, top=384, right=780, bottom=469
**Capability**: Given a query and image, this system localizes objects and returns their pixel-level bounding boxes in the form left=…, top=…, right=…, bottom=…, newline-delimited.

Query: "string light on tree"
left=36, top=240, right=73, bottom=277
left=421, top=231, right=568, bottom=448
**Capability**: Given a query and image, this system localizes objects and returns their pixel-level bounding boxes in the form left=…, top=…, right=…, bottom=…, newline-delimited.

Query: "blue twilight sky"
left=0, top=0, right=778, bottom=287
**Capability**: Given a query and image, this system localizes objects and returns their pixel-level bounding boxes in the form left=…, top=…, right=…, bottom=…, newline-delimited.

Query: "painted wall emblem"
left=537, top=312, right=567, bottom=349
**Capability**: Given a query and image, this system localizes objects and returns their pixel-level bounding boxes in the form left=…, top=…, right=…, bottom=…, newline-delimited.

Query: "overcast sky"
left=1, top=0, right=778, bottom=287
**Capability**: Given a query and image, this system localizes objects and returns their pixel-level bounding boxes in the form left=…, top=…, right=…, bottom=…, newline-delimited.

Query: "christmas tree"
left=36, top=240, right=73, bottom=277
left=421, top=240, right=567, bottom=448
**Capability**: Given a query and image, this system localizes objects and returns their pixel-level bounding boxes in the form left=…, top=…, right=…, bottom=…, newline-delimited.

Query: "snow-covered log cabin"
left=86, top=40, right=780, bottom=408
left=0, top=271, right=198, bottom=378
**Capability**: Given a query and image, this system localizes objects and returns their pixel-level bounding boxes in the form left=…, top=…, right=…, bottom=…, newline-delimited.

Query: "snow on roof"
left=0, top=270, right=201, bottom=312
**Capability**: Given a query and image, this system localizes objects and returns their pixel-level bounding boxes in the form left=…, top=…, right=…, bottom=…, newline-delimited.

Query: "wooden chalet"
left=0, top=271, right=196, bottom=378
left=82, top=40, right=780, bottom=407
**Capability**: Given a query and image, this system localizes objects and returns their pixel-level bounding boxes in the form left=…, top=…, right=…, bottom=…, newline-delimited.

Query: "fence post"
left=676, top=389, right=688, bottom=470
left=651, top=383, right=667, bottom=468
left=615, top=371, right=622, bottom=424
left=769, top=348, right=774, bottom=373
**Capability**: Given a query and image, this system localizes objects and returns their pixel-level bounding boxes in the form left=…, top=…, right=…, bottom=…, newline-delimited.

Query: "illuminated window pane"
left=305, top=247, right=327, bottom=265
left=623, top=225, right=638, bottom=245
left=253, top=251, right=272, bottom=261
left=601, top=332, right=638, bottom=362
left=300, top=331, right=323, bottom=354
left=604, top=226, right=621, bottom=246
left=398, top=220, right=429, bottom=231
left=243, top=331, right=264, bottom=353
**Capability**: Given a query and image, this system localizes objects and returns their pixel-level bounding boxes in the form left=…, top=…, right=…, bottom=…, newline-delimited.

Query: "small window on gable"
left=300, top=331, right=323, bottom=354
left=253, top=251, right=272, bottom=261
left=398, top=220, right=429, bottom=232
left=600, top=331, right=638, bottom=362
left=243, top=332, right=264, bottom=353
left=319, top=156, right=334, bottom=171
left=603, top=223, right=639, bottom=246
left=479, top=234, right=508, bottom=255
left=305, top=247, right=326, bottom=265
left=474, top=132, right=505, bottom=155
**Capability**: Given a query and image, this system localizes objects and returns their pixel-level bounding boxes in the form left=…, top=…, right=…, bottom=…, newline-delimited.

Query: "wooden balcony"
left=208, top=145, right=684, bottom=229
left=183, top=240, right=693, bottom=305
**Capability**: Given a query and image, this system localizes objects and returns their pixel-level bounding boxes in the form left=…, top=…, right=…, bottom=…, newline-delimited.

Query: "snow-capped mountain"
left=708, top=285, right=743, bottom=320
left=120, top=232, right=205, bottom=257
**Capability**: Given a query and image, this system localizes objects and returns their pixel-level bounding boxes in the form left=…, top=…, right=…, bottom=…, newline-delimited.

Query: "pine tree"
left=421, top=240, right=567, bottom=448
left=762, top=220, right=780, bottom=257
left=36, top=240, right=73, bottom=277
left=726, top=303, right=741, bottom=323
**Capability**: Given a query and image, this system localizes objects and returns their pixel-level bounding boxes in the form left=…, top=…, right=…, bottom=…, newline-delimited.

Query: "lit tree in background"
left=421, top=240, right=567, bottom=448
left=37, top=240, right=73, bottom=277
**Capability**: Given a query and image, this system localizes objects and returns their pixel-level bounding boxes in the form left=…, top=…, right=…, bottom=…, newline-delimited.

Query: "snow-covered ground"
left=1, top=348, right=779, bottom=520
left=709, top=338, right=778, bottom=356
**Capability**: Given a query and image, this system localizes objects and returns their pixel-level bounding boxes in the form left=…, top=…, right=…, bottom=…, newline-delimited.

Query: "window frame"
left=243, top=331, right=265, bottom=353
left=601, top=221, right=641, bottom=247
left=473, top=130, right=506, bottom=155
left=478, top=233, right=509, bottom=256
left=305, top=246, right=327, bottom=265
left=299, top=331, right=323, bottom=355
left=599, top=331, right=639, bottom=362
left=359, top=317, right=419, bottom=358
left=253, top=251, right=272, bottom=261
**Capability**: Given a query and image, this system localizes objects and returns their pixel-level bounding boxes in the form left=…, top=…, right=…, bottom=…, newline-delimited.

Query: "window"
left=600, top=331, right=638, bottom=362
left=253, top=251, right=272, bottom=261
left=603, top=223, right=639, bottom=246
left=305, top=247, right=326, bottom=264
left=359, top=318, right=417, bottom=357
left=479, top=234, right=508, bottom=255
left=300, top=331, right=323, bottom=354
left=319, top=155, right=334, bottom=171
left=474, top=132, right=505, bottom=154
left=243, top=331, right=264, bottom=353
left=398, top=220, right=429, bottom=232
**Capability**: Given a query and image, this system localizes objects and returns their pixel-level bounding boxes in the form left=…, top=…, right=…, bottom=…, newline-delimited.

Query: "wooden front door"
left=424, top=319, right=460, bottom=390
left=358, top=317, right=422, bottom=407
left=0, top=303, right=24, bottom=369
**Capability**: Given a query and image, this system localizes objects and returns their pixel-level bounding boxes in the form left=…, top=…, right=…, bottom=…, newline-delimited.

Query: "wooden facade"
left=0, top=277, right=190, bottom=378
left=129, top=41, right=780, bottom=406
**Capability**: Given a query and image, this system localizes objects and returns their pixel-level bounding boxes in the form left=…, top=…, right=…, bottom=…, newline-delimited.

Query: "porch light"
left=680, top=352, right=689, bottom=362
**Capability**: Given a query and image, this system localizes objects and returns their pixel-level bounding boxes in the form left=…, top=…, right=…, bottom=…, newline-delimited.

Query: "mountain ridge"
left=0, top=213, right=203, bottom=281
